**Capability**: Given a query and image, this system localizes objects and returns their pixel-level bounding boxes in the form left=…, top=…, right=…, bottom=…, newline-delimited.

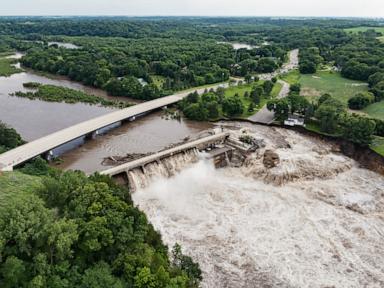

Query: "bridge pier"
left=44, top=150, right=54, bottom=161
left=85, top=130, right=99, bottom=140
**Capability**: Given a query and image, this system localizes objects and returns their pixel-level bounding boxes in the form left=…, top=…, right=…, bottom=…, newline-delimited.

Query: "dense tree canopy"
left=0, top=164, right=201, bottom=288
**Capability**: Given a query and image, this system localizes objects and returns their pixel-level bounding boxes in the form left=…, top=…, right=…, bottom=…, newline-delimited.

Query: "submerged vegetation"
left=0, top=56, right=22, bottom=76
left=14, top=83, right=133, bottom=108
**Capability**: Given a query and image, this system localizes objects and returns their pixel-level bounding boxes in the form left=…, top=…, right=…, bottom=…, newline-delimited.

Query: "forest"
left=0, top=159, right=202, bottom=288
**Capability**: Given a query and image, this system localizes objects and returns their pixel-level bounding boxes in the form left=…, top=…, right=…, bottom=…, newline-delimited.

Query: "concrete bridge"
left=100, top=131, right=230, bottom=180
left=0, top=83, right=229, bottom=172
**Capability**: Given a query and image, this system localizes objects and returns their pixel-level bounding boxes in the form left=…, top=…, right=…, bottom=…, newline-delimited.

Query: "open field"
left=224, top=83, right=257, bottom=118
left=280, top=70, right=300, bottom=85
left=363, top=101, right=384, bottom=120
left=371, top=136, right=384, bottom=156
left=223, top=81, right=282, bottom=118
left=344, top=26, right=384, bottom=34
left=344, top=27, right=384, bottom=42
left=281, top=70, right=368, bottom=104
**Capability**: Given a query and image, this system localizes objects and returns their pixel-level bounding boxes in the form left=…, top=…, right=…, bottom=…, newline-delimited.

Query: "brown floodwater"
left=0, top=53, right=212, bottom=173
left=55, top=111, right=213, bottom=173
left=0, top=53, right=144, bottom=141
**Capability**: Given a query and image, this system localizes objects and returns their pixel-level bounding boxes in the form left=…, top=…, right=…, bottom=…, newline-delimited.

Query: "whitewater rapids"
left=132, top=124, right=384, bottom=288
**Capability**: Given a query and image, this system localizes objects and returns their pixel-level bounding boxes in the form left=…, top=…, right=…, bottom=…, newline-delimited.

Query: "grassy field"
left=271, top=81, right=283, bottom=98
left=0, top=171, right=43, bottom=209
left=344, top=26, right=384, bottom=42
left=280, top=70, right=301, bottom=85
left=223, top=81, right=282, bottom=118
left=363, top=101, right=384, bottom=120
left=224, top=83, right=256, bottom=118
left=370, top=136, right=384, bottom=156
left=281, top=70, right=368, bottom=104
left=0, top=57, right=22, bottom=77
left=344, top=26, right=384, bottom=34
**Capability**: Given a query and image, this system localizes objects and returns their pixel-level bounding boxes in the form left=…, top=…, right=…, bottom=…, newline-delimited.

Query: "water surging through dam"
left=132, top=124, right=384, bottom=288
left=127, top=149, right=200, bottom=191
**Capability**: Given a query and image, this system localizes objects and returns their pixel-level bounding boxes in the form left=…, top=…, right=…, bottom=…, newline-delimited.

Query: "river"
left=0, top=53, right=118, bottom=141
left=0, top=52, right=212, bottom=168
left=133, top=122, right=384, bottom=288
left=55, top=111, right=212, bottom=172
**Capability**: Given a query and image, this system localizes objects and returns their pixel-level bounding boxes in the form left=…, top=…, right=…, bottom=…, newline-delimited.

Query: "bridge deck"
left=101, top=132, right=230, bottom=176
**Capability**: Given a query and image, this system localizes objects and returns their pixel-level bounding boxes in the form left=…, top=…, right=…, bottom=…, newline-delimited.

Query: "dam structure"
left=100, top=131, right=246, bottom=191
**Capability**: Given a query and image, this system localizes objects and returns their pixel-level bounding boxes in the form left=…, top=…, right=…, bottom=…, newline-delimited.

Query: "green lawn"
left=344, top=26, right=384, bottom=42
left=271, top=81, right=283, bottom=98
left=224, top=83, right=256, bottom=118
left=0, top=57, right=22, bottom=77
left=300, top=71, right=368, bottom=104
left=0, top=171, right=43, bottom=209
left=283, top=70, right=368, bottom=104
left=363, top=101, right=384, bottom=120
left=280, top=70, right=300, bottom=85
left=223, top=80, right=281, bottom=118
left=370, top=136, right=384, bottom=156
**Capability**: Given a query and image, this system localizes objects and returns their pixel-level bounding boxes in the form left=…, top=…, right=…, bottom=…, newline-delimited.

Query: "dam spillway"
left=100, top=131, right=244, bottom=191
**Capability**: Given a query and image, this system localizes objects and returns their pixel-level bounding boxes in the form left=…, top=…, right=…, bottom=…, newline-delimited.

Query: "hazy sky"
left=1, top=0, right=384, bottom=17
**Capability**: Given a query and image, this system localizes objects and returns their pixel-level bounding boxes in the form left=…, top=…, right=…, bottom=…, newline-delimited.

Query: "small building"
left=284, top=114, right=305, bottom=127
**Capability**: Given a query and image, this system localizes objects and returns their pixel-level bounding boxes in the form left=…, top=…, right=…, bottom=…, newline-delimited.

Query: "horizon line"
left=0, top=15, right=383, bottom=19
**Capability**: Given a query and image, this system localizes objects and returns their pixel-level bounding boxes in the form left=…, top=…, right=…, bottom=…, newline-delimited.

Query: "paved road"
left=248, top=80, right=290, bottom=124
left=258, top=49, right=299, bottom=81
left=0, top=82, right=231, bottom=172
left=248, top=49, right=298, bottom=124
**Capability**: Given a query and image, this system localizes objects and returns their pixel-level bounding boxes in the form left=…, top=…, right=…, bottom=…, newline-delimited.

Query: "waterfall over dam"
left=101, top=130, right=244, bottom=191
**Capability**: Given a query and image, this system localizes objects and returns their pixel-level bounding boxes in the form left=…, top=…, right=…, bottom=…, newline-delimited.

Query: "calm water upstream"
left=0, top=53, right=212, bottom=171
left=0, top=53, right=148, bottom=141
left=55, top=111, right=213, bottom=173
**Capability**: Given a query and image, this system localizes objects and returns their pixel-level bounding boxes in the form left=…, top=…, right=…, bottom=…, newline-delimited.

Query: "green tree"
left=222, top=96, right=244, bottom=116
left=244, top=74, right=253, bottom=84
left=315, top=98, right=345, bottom=133
left=267, top=98, right=289, bottom=122
left=262, top=80, right=274, bottom=96
left=0, top=122, right=23, bottom=152
left=206, top=101, right=220, bottom=119
left=183, top=103, right=208, bottom=121
left=348, top=92, right=374, bottom=110
left=299, top=60, right=317, bottom=74
left=341, top=114, right=376, bottom=146
left=251, top=86, right=264, bottom=105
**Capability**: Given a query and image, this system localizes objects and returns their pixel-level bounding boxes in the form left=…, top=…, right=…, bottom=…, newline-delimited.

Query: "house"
left=284, top=114, right=305, bottom=127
